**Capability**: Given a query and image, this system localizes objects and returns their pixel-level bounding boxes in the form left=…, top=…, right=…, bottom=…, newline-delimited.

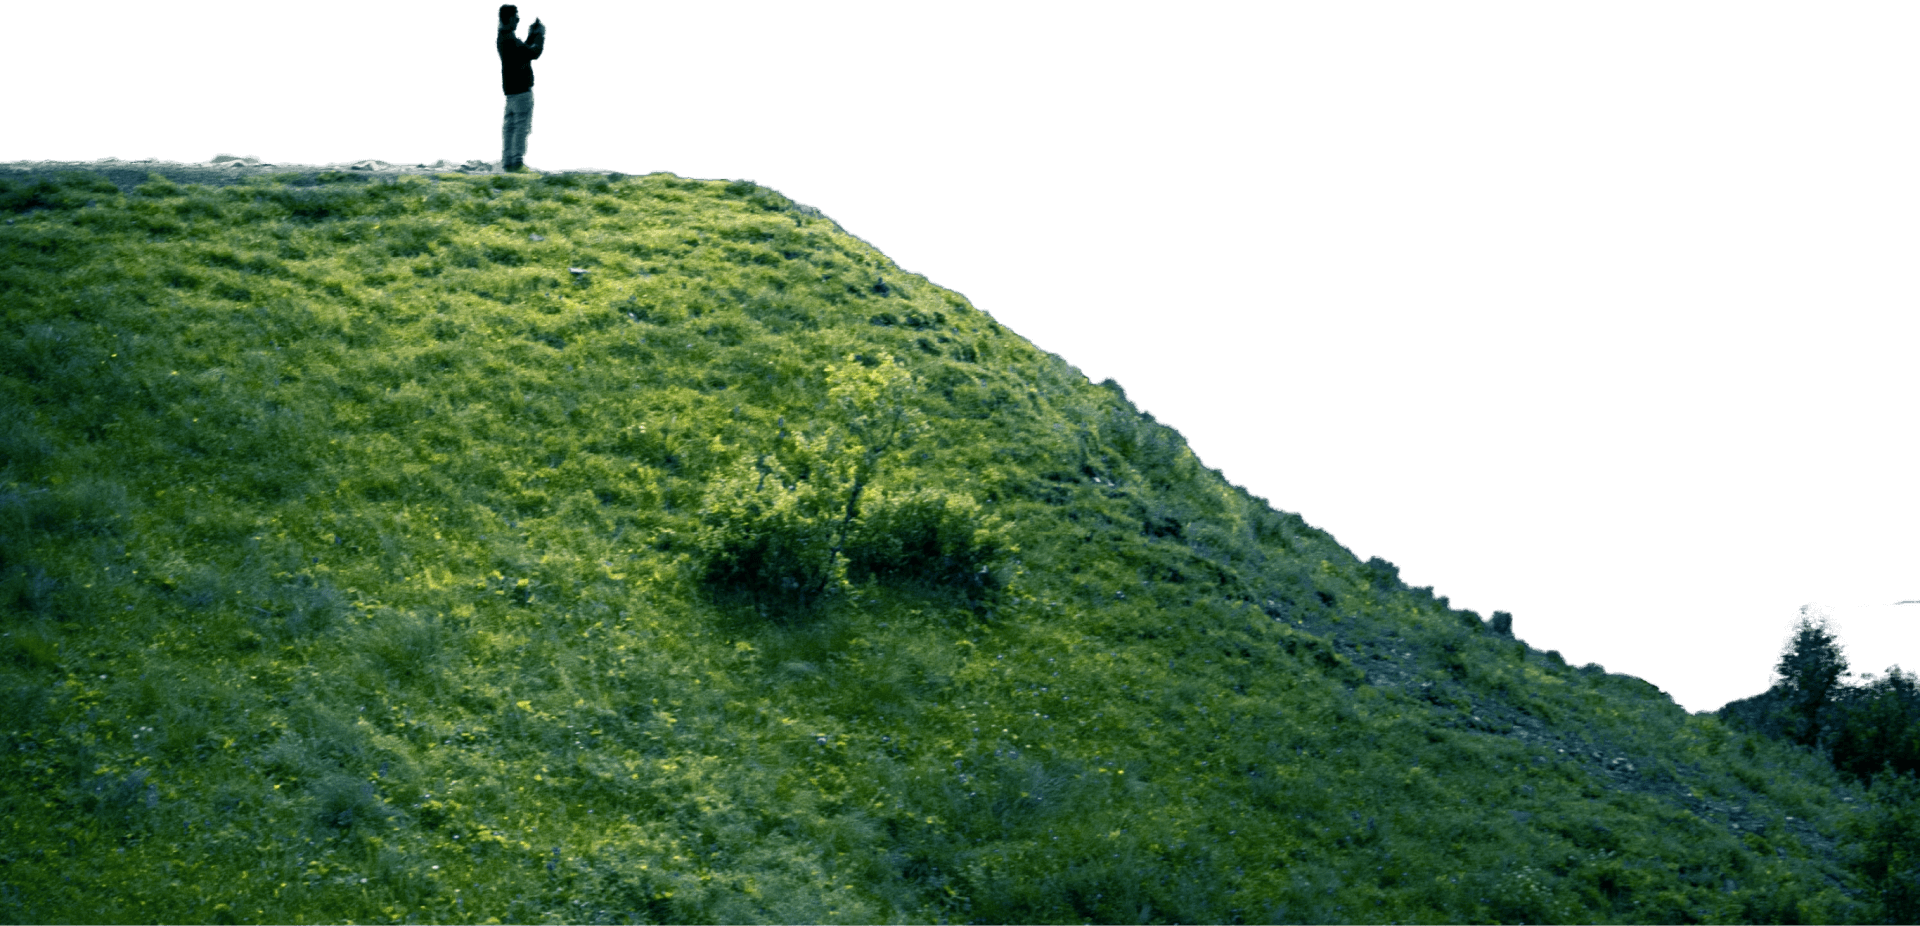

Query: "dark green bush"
left=1490, top=610, right=1514, bottom=637
left=1823, top=668, right=1920, bottom=786
left=1363, top=556, right=1401, bottom=591
left=1457, top=608, right=1484, bottom=632
left=693, top=456, right=846, bottom=617
left=1842, top=768, right=1920, bottom=924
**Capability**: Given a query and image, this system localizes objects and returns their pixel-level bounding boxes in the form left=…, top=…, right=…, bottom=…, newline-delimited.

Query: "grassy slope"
left=0, top=169, right=1886, bottom=923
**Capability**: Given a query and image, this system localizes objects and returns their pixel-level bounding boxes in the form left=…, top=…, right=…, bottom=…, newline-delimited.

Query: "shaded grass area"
left=0, top=168, right=1897, bottom=923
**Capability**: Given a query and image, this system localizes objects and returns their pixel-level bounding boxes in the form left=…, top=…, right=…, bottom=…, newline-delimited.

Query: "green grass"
left=0, top=168, right=1904, bottom=923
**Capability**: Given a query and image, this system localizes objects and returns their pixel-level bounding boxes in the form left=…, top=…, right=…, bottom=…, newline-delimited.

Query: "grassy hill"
left=0, top=167, right=1910, bottom=923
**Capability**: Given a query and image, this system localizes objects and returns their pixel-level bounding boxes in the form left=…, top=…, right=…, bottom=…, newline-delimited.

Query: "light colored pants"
left=502, top=91, right=533, bottom=167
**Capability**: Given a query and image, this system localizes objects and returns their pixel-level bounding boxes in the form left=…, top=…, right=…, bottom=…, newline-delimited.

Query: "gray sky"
left=12, top=0, right=1916, bottom=713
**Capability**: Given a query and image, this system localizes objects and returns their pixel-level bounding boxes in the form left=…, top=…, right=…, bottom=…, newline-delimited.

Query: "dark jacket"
left=498, top=26, right=545, bottom=96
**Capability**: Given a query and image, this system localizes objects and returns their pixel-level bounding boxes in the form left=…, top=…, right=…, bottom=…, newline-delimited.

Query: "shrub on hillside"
left=1362, top=556, right=1401, bottom=592
left=1775, top=607, right=1854, bottom=748
left=694, top=460, right=1008, bottom=618
left=693, top=456, right=846, bottom=616
left=842, top=485, right=1010, bottom=595
left=693, top=352, right=1012, bottom=618
left=1822, top=667, right=1920, bottom=787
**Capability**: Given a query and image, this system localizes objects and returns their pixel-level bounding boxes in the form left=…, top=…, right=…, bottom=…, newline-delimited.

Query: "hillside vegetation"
left=1, top=168, right=1913, bottom=923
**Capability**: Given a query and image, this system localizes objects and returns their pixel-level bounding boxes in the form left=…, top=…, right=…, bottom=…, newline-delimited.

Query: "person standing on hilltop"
left=497, top=5, right=546, bottom=173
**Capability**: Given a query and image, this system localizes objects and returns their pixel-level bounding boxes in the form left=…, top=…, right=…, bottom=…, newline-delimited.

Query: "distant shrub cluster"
left=1722, top=610, right=1920, bottom=787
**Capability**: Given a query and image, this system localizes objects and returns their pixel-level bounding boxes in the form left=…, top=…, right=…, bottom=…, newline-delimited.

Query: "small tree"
left=1774, top=605, right=1853, bottom=749
left=817, top=352, right=924, bottom=581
